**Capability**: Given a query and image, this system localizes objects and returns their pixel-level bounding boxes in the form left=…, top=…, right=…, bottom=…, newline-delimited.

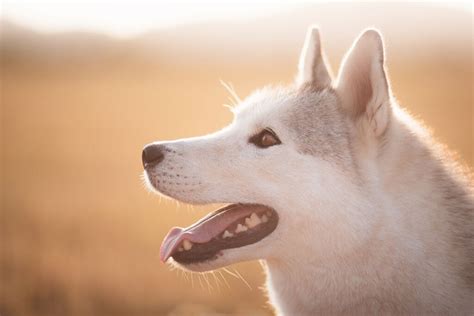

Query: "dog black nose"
left=142, top=144, right=165, bottom=168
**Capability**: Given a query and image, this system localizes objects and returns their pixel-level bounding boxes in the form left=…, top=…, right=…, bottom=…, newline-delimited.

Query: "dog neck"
left=263, top=205, right=409, bottom=315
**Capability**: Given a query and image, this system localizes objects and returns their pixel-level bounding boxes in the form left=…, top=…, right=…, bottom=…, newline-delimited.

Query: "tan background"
left=1, top=3, right=472, bottom=316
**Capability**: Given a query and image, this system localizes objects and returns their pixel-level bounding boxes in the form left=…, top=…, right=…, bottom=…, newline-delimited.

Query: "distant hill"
left=1, top=3, right=471, bottom=65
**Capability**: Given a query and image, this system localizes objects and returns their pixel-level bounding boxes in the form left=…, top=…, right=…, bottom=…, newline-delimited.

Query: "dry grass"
left=1, top=42, right=472, bottom=315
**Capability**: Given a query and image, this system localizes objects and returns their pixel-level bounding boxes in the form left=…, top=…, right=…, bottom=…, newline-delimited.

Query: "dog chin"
left=169, top=250, right=238, bottom=272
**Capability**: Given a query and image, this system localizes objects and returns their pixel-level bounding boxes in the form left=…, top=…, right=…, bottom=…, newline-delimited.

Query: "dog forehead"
left=234, top=86, right=339, bottom=128
left=234, top=86, right=293, bottom=123
left=282, top=87, right=350, bottom=160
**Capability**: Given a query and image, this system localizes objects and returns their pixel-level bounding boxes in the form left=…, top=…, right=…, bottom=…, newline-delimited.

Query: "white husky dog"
left=142, top=27, right=473, bottom=315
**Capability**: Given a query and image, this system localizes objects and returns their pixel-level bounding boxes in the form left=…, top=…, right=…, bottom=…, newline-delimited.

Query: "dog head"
left=143, top=27, right=392, bottom=272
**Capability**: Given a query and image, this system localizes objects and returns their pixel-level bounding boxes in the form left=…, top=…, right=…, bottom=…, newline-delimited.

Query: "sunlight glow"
left=2, top=0, right=290, bottom=37
left=2, top=0, right=470, bottom=38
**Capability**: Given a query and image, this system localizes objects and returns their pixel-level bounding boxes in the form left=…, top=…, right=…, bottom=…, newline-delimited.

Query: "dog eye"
left=249, top=128, right=281, bottom=148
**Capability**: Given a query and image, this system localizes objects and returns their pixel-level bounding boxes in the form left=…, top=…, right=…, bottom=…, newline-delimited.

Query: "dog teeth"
left=245, top=212, right=262, bottom=228
left=235, top=223, right=248, bottom=233
left=183, top=239, right=193, bottom=251
left=222, top=230, right=234, bottom=238
left=261, top=214, right=268, bottom=223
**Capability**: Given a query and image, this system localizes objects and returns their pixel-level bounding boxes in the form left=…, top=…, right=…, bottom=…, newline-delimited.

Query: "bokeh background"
left=1, top=1, right=472, bottom=315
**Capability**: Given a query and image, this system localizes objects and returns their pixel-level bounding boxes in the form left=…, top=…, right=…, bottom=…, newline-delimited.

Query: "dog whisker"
left=202, top=272, right=213, bottom=294
left=197, top=274, right=204, bottom=291
left=211, top=271, right=222, bottom=293
left=220, top=79, right=241, bottom=108
left=223, top=267, right=252, bottom=291
left=217, top=269, right=231, bottom=289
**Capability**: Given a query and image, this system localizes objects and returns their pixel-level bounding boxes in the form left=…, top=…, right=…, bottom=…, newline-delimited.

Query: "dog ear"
left=296, top=26, right=333, bottom=90
left=336, top=29, right=391, bottom=137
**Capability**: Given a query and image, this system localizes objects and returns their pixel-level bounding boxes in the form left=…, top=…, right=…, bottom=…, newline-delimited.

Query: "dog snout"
left=142, top=144, right=165, bottom=169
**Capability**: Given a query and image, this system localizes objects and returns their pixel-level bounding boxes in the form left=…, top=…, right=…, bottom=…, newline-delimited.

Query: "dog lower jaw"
left=168, top=253, right=232, bottom=273
left=162, top=204, right=279, bottom=266
left=169, top=243, right=271, bottom=273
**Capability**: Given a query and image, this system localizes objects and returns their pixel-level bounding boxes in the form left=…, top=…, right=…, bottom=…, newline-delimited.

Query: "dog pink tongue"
left=160, top=204, right=262, bottom=262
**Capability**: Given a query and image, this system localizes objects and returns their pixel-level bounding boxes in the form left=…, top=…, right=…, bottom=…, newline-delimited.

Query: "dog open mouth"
left=160, top=204, right=278, bottom=265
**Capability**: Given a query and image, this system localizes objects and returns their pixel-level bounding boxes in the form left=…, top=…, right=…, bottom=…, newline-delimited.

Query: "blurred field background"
left=1, top=2, right=472, bottom=316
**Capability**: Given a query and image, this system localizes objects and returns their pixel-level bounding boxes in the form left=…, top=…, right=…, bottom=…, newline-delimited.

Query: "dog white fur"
left=144, top=27, right=474, bottom=315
